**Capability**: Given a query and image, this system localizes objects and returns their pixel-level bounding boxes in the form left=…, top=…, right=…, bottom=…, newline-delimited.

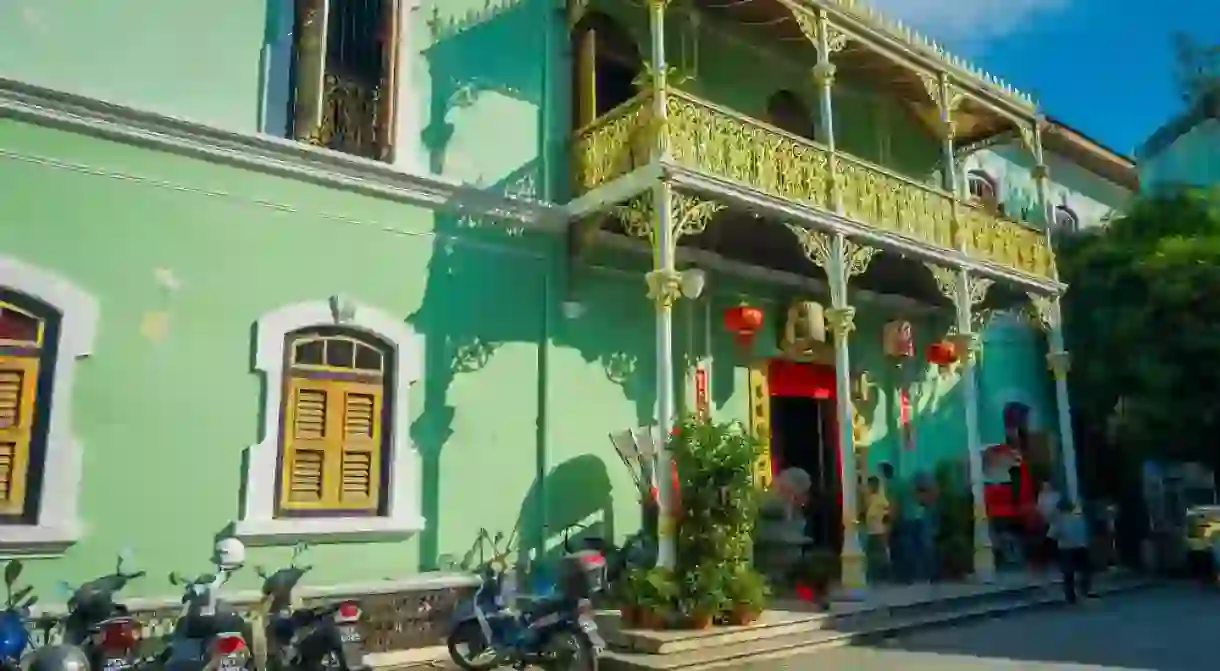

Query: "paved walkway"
left=750, top=584, right=1217, bottom=670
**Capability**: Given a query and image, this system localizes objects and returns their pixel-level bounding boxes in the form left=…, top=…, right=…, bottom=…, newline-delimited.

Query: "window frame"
left=237, top=297, right=424, bottom=545
left=277, top=328, right=391, bottom=516
left=0, top=255, right=99, bottom=557
left=966, top=169, right=998, bottom=204
left=261, top=0, right=423, bottom=171
left=1054, top=205, right=1080, bottom=232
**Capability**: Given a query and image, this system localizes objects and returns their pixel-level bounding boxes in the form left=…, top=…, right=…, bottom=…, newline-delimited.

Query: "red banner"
left=694, top=367, right=709, bottom=418
left=900, top=388, right=914, bottom=451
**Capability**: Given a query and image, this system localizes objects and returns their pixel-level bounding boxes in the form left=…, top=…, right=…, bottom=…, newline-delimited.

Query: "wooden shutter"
left=748, top=365, right=773, bottom=490
left=0, top=357, right=38, bottom=516
left=280, top=378, right=382, bottom=513
left=291, top=0, right=329, bottom=142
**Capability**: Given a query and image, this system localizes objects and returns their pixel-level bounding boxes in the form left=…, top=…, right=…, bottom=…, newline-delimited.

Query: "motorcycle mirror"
left=21, top=596, right=37, bottom=611
left=3, top=560, right=22, bottom=588
left=168, top=572, right=185, bottom=586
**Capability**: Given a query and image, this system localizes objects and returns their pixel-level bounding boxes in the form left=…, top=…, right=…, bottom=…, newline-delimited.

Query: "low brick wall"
left=33, top=573, right=480, bottom=653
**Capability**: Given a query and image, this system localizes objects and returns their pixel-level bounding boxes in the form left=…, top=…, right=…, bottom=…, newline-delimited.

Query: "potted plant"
left=615, top=568, right=645, bottom=627
left=791, top=549, right=837, bottom=608
left=678, top=565, right=728, bottom=630
left=724, top=565, right=770, bottom=625
left=635, top=567, right=678, bottom=630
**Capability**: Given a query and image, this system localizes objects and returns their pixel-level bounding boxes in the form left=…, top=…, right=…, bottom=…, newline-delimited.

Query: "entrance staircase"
left=597, top=571, right=1152, bottom=671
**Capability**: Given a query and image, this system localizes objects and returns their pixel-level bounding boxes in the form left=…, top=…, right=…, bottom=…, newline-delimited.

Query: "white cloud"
left=864, top=0, right=1069, bottom=48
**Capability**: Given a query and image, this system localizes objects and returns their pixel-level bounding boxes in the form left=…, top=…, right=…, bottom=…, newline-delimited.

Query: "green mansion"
left=0, top=0, right=1133, bottom=650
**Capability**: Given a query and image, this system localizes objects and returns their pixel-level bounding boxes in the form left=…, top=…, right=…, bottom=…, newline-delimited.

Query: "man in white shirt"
left=1049, top=498, right=1094, bottom=603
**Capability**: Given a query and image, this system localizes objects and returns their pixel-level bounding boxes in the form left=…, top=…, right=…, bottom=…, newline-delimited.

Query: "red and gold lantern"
left=883, top=320, right=914, bottom=358
left=724, top=303, right=764, bottom=348
left=926, top=341, right=958, bottom=372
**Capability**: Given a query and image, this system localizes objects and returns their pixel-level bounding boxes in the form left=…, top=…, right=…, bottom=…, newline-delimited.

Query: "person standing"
left=1049, top=498, right=1094, bottom=603
left=865, top=475, right=892, bottom=581
left=1036, top=481, right=1062, bottom=571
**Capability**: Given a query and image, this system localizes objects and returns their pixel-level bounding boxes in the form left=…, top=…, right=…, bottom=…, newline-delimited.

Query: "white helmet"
left=213, top=537, right=247, bottom=570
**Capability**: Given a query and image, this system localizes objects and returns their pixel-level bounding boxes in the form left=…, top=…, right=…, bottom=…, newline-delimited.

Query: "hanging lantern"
left=783, top=300, right=825, bottom=348
left=883, top=320, right=914, bottom=359
left=926, top=341, right=959, bottom=372
left=724, top=303, right=765, bottom=348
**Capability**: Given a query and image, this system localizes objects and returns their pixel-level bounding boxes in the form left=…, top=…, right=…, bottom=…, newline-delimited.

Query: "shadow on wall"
left=421, top=0, right=557, bottom=192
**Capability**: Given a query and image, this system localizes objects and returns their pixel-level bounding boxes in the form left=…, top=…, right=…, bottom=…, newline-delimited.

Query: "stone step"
left=600, top=577, right=1154, bottom=671
left=605, top=610, right=834, bottom=655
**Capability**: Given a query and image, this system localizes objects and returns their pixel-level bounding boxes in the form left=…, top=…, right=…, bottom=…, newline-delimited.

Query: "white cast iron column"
left=1042, top=296, right=1080, bottom=504
left=646, top=0, right=678, bottom=571
left=827, top=233, right=868, bottom=594
left=953, top=269, right=996, bottom=582
left=788, top=226, right=877, bottom=594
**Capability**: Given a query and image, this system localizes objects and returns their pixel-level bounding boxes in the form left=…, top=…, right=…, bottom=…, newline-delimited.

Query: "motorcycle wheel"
left=542, top=630, right=598, bottom=671
left=445, top=622, right=499, bottom=671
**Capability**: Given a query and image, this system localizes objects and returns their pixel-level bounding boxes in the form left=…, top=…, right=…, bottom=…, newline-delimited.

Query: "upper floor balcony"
left=567, top=0, right=1057, bottom=283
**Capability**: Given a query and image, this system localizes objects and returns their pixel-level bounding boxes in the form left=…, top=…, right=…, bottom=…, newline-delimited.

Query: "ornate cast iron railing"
left=570, top=88, right=1054, bottom=280
left=571, top=91, right=654, bottom=193
left=313, top=71, right=386, bottom=161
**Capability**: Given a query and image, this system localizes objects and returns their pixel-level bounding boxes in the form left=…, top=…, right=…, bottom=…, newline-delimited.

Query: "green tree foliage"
left=1059, top=187, right=1220, bottom=470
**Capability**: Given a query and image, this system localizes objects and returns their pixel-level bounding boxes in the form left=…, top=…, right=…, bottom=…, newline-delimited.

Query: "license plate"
left=339, top=626, right=362, bottom=644
left=218, top=656, right=244, bottom=671
left=102, top=658, right=130, bottom=671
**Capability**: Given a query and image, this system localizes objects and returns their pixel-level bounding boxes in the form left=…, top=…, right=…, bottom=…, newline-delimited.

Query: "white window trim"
left=236, top=297, right=425, bottom=545
left=0, top=256, right=98, bottom=557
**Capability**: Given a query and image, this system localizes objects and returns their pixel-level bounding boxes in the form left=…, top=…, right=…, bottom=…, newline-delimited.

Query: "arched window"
left=240, top=297, right=423, bottom=544
left=1054, top=205, right=1079, bottom=232
left=0, top=292, right=56, bottom=520
left=966, top=170, right=998, bottom=205
left=279, top=327, right=391, bottom=515
left=571, top=13, right=643, bottom=129
left=765, top=90, right=815, bottom=140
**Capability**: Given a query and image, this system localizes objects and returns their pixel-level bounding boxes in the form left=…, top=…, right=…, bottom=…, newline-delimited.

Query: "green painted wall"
left=1140, top=120, right=1220, bottom=189
left=0, top=117, right=649, bottom=599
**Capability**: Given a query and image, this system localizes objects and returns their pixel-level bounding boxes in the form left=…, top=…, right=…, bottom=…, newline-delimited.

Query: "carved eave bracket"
left=611, top=190, right=725, bottom=245
left=785, top=225, right=878, bottom=281
left=1024, top=291, right=1057, bottom=332
left=787, top=3, right=848, bottom=56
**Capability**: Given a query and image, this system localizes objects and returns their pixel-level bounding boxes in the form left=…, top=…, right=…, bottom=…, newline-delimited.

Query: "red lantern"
left=724, top=304, right=764, bottom=347
left=926, top=341, right=958, bottom=366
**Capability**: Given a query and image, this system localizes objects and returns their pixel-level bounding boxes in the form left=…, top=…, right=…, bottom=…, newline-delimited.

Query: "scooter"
left=58, top=551, right=146, bottom=671
left=446, top=538, right=605, bottom=671
left=255, top=543, right=369, bottom=671
left=0, top=560, right=37, bottom=671
left=160, top=538, right=252, bottom=671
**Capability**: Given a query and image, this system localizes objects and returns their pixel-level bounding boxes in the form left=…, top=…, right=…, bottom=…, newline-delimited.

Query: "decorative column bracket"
left=786, top=224, right=879, bottom=282
left=926, top=263, right=993, bottom=317
left=613, top=191, right=725, bottom=247
left=789, top=5, right=849, bottom=54
left=1024, top=291, right=1056, bottom=332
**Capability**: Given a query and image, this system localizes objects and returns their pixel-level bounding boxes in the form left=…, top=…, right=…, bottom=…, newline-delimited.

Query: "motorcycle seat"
left=522, top=596, right=570, bottom=621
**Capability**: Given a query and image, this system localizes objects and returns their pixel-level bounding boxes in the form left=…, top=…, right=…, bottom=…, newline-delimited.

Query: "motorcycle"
left=57, top=550, right=146, bottom=671
left=255, top=543, right=369, bottom=671
left=446, top=538, right=605, bottom=671
left=160, top=538, right=252, bottom=671
left=0, top=560, right=37, bottom=671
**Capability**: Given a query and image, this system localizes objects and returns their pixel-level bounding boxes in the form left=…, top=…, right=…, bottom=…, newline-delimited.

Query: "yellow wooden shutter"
left=748, top=365, right=773, bottom=490
left=280, top=378, right=382, bottom=513
left=0, top=357, right=38, bottom=516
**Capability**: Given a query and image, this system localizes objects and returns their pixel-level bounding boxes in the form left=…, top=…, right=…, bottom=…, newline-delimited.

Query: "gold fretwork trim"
left=786, top=224, right=833, bottom=270
left=1024, top=292, right=1056, bottom=331
left=925, top=263, right=992, bottom=307
left=611, top=190, right=725, bottom=245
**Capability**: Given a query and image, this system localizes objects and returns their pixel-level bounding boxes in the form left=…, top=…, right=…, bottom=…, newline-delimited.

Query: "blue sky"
left=872, top=0, right=1220, bottom=157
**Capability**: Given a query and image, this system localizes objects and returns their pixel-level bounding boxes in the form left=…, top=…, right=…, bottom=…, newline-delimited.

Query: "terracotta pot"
left=687, top=612, right=714, bottom=630
left=620, top=606, right=639, bottom=628
left=636, top=609, right=662, bottom=630
left=728, top=606, right=760, bottom=626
